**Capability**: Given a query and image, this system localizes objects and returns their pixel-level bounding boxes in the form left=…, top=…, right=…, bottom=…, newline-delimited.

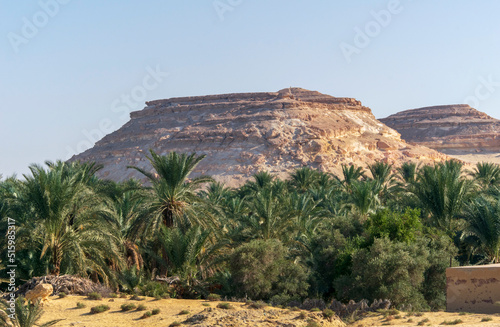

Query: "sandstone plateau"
left=380, top=104, right=500, bottom=153
left=70, top=88, right=446, bottom=186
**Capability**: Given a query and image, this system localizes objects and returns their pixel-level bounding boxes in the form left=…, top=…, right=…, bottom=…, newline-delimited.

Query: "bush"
left=140, top=311, right=152, bottom=319
left=322, top=308, right=335, bottom=319
left=229, top=239, right=309, bottom=301
left=58, top=292, right=67, bottom=298
left=179, top=309, right=190, bottom=315
left=202, top=303, right=210, bottom=307
left=120, top=303, right=136, bottom=311
left=152, top=308, right=160, bottom=315
left=207, top=293, right=221, bottom=301
left=169, top=322, right=181, bottom=327
left=76, top=302, right=86, bottom=309
left=110, top=293, right=118, bottom=298
left=334, top=237, right=431, bottom=310
left=87, top=292, right=102, bottom=300
left=140, top=281, right=171, bottom=298
left=217, top=302, right=233, bottom=309
left=90, top=305, right=110, bottom=314
left=249, top=301, right=266, bottom=309
left=136, top=304, right=147, bottom=311
left=130, top=294, right=144, bottom=301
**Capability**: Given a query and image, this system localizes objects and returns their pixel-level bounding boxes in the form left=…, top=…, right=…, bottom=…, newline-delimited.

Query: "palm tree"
left=128, top=150, right=214, bottom=237
left=289, top=167, right=322, bottom=192
left=462, top=195, right=500, bottom=263
left=243, top=188, right=293, bottom=241
left=155, top=225, right=221, bottom=281
left=16, top=162, right=122, bottom=279
left=238, top=171, right=276, bottom=197
left=336, top=164, right=365, bottom=191
left=368, top=162, right=397, bottom=203
left=0, top=297, right=63, bottom=327
left=411, top=160, right=471, bottom=233
left=472, top=162, right=500, bottom=190
left=397, top=162, right=420, bottom=185
left=348, top=179, right=381, bottom=217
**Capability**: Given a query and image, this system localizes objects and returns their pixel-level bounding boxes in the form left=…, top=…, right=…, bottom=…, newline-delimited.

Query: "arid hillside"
left=380, top=104, right=500, bottom=153
left=70, top=88, right=446, bottom=186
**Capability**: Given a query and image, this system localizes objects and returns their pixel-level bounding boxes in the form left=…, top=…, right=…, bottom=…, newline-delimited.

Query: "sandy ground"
left=36, top=296, right=500, bottom=327
left=444, top=151, right=500, bottom=166
left=37, top=295, right=344, bottom=327
left=353, top=310, right=500, bottom=327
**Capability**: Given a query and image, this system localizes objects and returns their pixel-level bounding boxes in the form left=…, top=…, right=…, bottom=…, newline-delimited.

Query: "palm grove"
left=1, top=151, right=500, bottom=311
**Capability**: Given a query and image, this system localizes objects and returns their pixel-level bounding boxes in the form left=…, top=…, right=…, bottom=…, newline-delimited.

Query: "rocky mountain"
left=70, top=88, right=446, bottom=186
left=380, top=104, right=500, bottom=153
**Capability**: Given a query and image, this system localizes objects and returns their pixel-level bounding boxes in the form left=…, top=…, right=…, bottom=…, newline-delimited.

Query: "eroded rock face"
left=380, top=104, right=500, bottom=153
left=70, top=88, right=446, bottom=186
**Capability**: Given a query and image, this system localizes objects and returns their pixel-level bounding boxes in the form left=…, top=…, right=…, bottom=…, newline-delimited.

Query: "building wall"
left=446, top=264, right=500, bottom=313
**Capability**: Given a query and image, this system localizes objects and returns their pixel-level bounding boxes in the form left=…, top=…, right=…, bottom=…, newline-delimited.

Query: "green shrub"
left=130, top=294, right=144, bottom=301
left=120, top=293, right=128, bottom=298
left=121, top=303, right=136, bottom=311
left=298, top=312, right=307, bottom=319
left=76, top=302, right=86, bottom=309
left=179, top=309, right=190, bottom=315
left=169, top=322, right=181, bottom=327
left=202, top=303, right=211, bottom=307
left=207, top=293, right=221, bottom=301
left=481, top=317, right=493, bottom=322
left=57, top=292, right=67, bottom=298
left=87, top=292, right=102, bottom=300
left=441, top=319, right=463, bottom=325
left=310, top=307, right=320, bottom=312
left=140, top=311, right=152, bottom=319
left=140, top=281, right=171, bottom=298
left=136, top=304, right=147, bottom=311
left=249, top=301, right=266, bottom=309
left=335, top=237, right=431, bottom=310
left=217, top=302, right=233, bottom=309
left=110, top=293, right=118, bottom=298
left=306, top=320, right=321, bottom=327
left=90, top=305, right=110, bottom=314
left=229, top=239, right=309, bottom=300
left=152, top=308, right=160, bottom=315
left=322, top=308, right=335, bottom=319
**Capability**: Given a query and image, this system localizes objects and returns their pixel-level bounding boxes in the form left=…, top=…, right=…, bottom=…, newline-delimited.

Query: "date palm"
left=128, top=150, right=214, bottom=238
left=472, top=162, right=500, bottom=190
left=16, top=162, right=122, bottom=279
left=0, top=297, right=63, bottom=327
left=412, top=161, right=471, bottom=233
left=462, top=195, right=500, bottom=263
left=336, top=164, right=365, bottom=192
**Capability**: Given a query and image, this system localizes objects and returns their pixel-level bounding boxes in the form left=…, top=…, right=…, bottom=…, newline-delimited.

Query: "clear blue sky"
left=2, top=1, right=500, bottom=177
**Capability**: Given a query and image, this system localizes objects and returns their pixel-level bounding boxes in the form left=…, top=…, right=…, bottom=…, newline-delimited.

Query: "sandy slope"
left=353, top=311, right=500, bottom=327
left=38, top=295, right=344, bottom=327
left=37, top=296, right=500, bottom=327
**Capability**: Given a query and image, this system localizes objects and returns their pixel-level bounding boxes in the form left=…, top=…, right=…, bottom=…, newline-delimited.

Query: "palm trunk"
left=163, top=209, right=174, bottom=228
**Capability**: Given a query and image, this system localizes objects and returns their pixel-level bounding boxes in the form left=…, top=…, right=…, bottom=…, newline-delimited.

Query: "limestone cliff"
left=380, top=104, right=500, bottom=153
left=70, top=88, right=446, bottom=186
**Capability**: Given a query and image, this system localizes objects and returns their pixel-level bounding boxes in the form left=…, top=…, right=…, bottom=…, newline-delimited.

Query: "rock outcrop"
left=70, top=88, right=446, bottom=186
left=380, top=104, right=500, bottom=153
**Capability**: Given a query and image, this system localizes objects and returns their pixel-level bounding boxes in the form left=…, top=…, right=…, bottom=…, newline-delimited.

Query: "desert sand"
left=37, top=295, right=500, bottom=327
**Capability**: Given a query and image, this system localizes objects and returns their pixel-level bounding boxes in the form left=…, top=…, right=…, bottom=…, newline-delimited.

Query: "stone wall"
left=446, top=264, right=500, bottom=313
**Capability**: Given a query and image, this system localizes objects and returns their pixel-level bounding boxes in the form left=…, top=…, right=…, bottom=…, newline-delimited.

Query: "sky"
left=1, top=1, right=500, bottom=177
